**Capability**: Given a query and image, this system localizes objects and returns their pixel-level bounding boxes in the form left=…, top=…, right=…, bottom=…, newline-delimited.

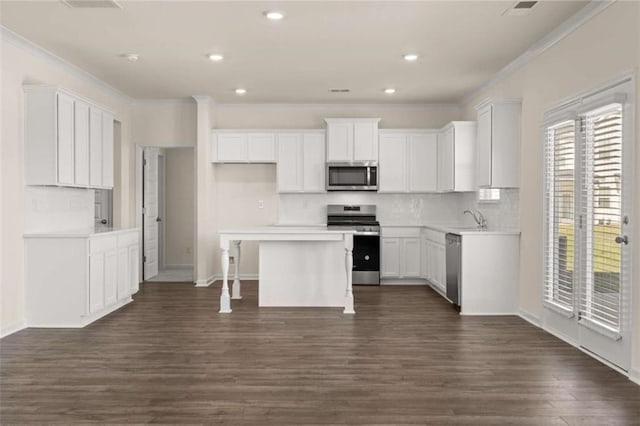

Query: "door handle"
left=100, top=219, right=108, bottom=225
left=615, top=235, right=628, bottom=245
left=156, top=217, right=162, bottom=223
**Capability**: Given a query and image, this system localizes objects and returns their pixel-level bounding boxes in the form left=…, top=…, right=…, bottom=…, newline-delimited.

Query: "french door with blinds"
left=543, top=77, right=634, bottom=371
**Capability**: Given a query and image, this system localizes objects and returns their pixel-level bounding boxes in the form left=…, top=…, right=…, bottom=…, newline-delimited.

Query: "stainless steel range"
left=327, top=204, right=380, bottom=285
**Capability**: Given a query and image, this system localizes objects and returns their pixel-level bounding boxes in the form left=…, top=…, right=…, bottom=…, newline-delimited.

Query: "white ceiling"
left=0, top=1, right=587, bottom=103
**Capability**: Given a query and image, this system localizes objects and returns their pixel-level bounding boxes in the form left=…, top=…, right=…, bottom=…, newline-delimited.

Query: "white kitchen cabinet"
left=214, top=133, right=247, bottom=162
left=212, top=131, right=277, bottom=163
left=276, top=131, right=326, bottom=193
left=325, top=118, right=380, bottom=162
left=247, top=133, right=277, bottom=162
left=422, top=229, right=446, bottom=293
left=24, top=86, right=114, bottom=189
left=379, top=130, right=438, bottom=193
left=475, top=99, right=521, bottom=188
left=381, top=228, right=423, bottom=279
left=24, top=229, right=140, bottom=328
left=437, top=121, right=476, bottom=193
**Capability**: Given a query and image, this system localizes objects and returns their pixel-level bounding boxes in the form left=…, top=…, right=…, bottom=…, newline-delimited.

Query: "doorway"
left=139, top=146, right=195, bottom=283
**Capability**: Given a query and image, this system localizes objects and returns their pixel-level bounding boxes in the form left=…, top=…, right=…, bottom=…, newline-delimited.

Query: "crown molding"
left=132, top=98, right=195, bottom=105
left=461, top=0, right=615, bottom=106
left=1, top=26, right=133, bottom=104
left=213, top=102, right=460, bottom=109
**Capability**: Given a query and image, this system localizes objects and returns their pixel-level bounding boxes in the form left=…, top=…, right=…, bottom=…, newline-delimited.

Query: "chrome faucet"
left=464, top=209, right=487, bottom=230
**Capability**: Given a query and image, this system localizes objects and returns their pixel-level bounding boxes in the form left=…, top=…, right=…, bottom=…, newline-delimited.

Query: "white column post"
left=232, top=241, right=242, bottom=299
left=343, top=233, right=355, bottom=314
left=219, top=238, right=232, bottom=313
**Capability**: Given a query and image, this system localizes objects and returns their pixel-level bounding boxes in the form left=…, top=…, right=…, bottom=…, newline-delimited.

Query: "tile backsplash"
left=24, top=186, right=94, bottom=233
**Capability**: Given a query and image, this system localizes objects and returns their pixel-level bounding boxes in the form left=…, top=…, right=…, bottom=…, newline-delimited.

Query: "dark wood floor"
left=1, top=282, right=639, bottom=425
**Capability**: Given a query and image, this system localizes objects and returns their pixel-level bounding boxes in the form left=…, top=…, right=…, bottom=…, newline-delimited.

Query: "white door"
left=381, top=238, right=400, bottom=278
left=326, top=122, right=352, bottom=162
left=102, top=112, right=114, bottom=188
left=378, top=134, right=406, bottom=192
left=302, top=133, right=325, bottom=192
left=437, top=127, right=455, bottom=192
left=57, top=93, right=75, bottom=185
left=476, top=105, right=493, bottom=187
left=74, top=101, right=90, bottom=186
left=402, top=238, right=421, bottom=278
left=143, top=148, right=159, bottom=280
left=276, top=134, right=302, bottom=192
left=353, top=121, right=377, bottom=162
left=89, top=107, right=103, bottom=187
left=407, top=133, right=437, bottom=192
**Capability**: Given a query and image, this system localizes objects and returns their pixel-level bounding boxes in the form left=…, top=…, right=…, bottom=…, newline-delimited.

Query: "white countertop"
left=381, top=223, right=520, bottom=236
left=24, top=227, right=140, bottom=238
left=219, top=226, right=353, bottom=235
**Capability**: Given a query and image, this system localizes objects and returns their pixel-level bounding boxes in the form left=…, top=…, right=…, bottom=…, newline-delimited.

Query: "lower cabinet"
left=380, top=228, right=422, bottom=279
left=422, top=229, right=446, bottom=293
left=25, top=229, right=140, bottom=327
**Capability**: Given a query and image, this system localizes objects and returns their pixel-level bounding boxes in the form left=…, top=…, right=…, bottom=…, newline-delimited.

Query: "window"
left=477, top=188, right=500, bottom=202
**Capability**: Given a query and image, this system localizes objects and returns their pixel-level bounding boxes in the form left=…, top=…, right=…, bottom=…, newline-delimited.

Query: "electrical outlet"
left=258, top=199, right=264, bottom=209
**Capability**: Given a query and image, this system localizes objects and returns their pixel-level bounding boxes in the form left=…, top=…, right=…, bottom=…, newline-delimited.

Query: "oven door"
left=353, top=234, right=380, bottom=285
left=327, top=164, right=377, bottom=191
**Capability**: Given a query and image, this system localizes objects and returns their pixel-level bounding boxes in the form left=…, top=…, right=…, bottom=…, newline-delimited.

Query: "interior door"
left=143, top=148, right=159, bottom=280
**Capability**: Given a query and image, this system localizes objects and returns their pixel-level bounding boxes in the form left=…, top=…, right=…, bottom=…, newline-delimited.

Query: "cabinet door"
left=74, top=101, right=90, bottom=186
left=437, top=243, right=447, bottom=293
left=216, top=133, right=247, bottom=162
left=247, top=133, right=276, bottom=162
left=89, top=107, right=103, bottom=187
left=378, top=133, right=406, bottom=192
left=104, top=249, right=117, bottom=306
left=277, top=134, right=302, bottom=192
left=89, top=252, right=105, bottom=313
left=421, top=236, right=429, bottom=280
left=402, top=238, right=421, bottom=278
left=57, top=93, right=75, bottom=185
left=302, top=133, right=325, bottom=192
left=326, top=122, right=352, bottom=162
left=117, top=247, right=129, bottom=300
left=381, top=238, right=400, bottom=278
left=353, top=121, right=378, bottom=162
left=437, top=127, right=454, bottom=192
left=129, top=244, right=140, bottom=295
left=476, top=105, right=493, bottom=187
left=407, top=133, right=437, bottom=192
left=102, top=112, right=114, bottom=188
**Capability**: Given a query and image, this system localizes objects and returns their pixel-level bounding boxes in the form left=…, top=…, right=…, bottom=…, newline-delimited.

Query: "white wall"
left=460, top=1, right=640, bottom=374
left=165, top=148, right=195, bottom=267
left=1, top=32, right=133, bottom=334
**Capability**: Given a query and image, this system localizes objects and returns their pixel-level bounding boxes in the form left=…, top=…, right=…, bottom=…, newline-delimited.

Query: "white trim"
left=380, top=279, right=429, bottom=286
left=214, top=102, right=459, bottom=109
left=164, top=264, right=194, bottom=270
left=459, top=312, right=518, bottom=316
left=1, top=26, right=132, bottom=103
left=629, top=367, right=640, bottom=386
left=194, top=275, right=215, bottom=287
left=519, top=309, right=541, bottom=327
left=133, top=98, right=195, bottom=105
left=579, top=346, right=629, bottom=377
left=196, top=273, right=259, bottom=287
left=462, top=0, right=615, bottom=105
left=543, top=323, right=579, bottom=347
left=0, top=320, right=27, bottom=339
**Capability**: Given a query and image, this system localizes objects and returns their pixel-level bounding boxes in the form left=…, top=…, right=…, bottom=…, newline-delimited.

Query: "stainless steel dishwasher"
left=445, top=233, right=461, bottom=307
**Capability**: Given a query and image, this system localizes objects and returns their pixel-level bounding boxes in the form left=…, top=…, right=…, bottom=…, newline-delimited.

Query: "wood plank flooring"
left=1, top=282, right=639, bottom=425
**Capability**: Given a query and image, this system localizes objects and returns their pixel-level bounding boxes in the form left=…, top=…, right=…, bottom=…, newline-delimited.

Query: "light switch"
left=258, top=200, right=264, bottom=209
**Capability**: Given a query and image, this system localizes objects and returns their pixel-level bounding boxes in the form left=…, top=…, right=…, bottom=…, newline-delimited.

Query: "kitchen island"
left=218, top=227, right=355, bottom=314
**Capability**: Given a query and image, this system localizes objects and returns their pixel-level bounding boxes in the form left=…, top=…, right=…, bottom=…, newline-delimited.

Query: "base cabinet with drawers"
left=24, top=229, right=140, bottom=327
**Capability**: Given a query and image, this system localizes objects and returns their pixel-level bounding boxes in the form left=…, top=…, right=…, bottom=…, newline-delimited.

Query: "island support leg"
left=219, top=241, right=232, bottom=313
left=343, top=234, right=355, bottom=314
left=232, top=241, right=242, bottom=299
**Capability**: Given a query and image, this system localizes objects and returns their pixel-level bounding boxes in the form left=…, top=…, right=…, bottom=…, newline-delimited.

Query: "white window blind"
left=544, top=120, right=576, bottom=311
left=580, top=104, right=623, bottom=332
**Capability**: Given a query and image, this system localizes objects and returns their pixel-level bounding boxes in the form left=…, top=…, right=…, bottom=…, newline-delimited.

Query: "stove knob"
left=365, top=255, right=370, bottom=261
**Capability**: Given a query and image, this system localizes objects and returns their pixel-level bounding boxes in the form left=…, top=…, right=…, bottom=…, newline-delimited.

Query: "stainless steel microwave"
left=326, top=162, right=378, bottom=191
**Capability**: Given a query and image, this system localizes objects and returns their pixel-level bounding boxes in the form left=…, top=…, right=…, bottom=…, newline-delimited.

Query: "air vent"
left=329, top=89, right=350, bottom=93
left=62, top=0, right=122, bottom=8
left=503, top=1, right=538, bottom=16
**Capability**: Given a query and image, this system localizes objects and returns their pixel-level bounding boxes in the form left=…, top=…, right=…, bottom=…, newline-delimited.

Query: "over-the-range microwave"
left=326, top=162, right=378, bottom=191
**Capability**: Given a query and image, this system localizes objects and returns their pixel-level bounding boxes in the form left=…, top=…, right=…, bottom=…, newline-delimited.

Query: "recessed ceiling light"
left=208, top=54, right=224, bottom=62
left=235, top=88, right=247, bottom=95
left=123, top=53, right=139, bottom=62
left=403, top=53, right=419, bottom=62
left=264, top=11, right=285, bottom=20
left=384, top=88, right=396, bottom=95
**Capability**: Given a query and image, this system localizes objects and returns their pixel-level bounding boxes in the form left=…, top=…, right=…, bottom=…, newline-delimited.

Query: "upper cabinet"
left=276, top=131, right=326, bottom=193
left=436, top=121, right=476, bottom=192
left=212, top=131, right=276, bottom=163
left=475, top=99, right=521, bottom=188
left=378, top=130, right=438, bottom=193
left=25, top=86, right=114, bottom=189
left=325, top=118, right=380, bottom=162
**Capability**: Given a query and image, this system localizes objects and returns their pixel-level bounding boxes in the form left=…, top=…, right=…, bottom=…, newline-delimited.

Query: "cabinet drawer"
left=89, top=235, right=117, bottom=253
left=117, top=231, right=138, bottom=247
left=381, top=227, right=421, bottom=238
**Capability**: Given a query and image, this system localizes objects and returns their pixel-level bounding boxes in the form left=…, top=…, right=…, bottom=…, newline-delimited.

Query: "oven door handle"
left=353, top=231, right=380, bottom=236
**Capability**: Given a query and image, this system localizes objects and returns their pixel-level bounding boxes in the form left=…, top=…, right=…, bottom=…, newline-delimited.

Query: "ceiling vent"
left=329, top=89, right=351, bottom=93
left=503, top=1, right=538, bottom=16
left=62, top=0, right=122, bottom=8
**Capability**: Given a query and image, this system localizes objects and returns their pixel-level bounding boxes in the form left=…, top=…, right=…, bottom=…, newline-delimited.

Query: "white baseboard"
left=518, top=309, right=541, bottom=327
left=1, top=319, right=26, bottom=339
left=460, top=311, right=518, bottom=316
left=542, top=324, right=578, bottom=348
left=195, top=274, right=215, bottom=287
left=164, top=264, right=194, bottom=270
left=629, top=367, right=640, bottom=386
left=381, top=279, right=429, bottom=286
